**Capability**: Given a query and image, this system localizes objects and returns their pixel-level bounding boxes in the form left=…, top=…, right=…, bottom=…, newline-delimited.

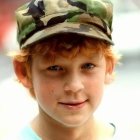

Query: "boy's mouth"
left=58, top=100, right=88, bottom=109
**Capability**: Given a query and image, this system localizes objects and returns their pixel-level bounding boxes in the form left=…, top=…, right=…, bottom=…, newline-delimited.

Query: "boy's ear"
left=105, top=73, right=114, bottom=84
left=13, top=60, right=32, bottom=89
left=104, top=60, right=115, bottom=85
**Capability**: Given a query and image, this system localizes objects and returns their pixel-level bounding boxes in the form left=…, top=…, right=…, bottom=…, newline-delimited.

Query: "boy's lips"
left=58, top=100, right=88, bottom=110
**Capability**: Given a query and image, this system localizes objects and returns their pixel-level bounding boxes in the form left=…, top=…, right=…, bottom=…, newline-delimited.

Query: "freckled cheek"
left=33, top=78, right=63, bottom=103
left=88, top=74, right=104, bottom=87
left=85, top=77, right=104, bottom=99
left=85, top=79, right=104, bottom=111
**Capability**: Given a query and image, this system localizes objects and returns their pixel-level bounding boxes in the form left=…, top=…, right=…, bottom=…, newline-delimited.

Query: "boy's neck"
left=31, top=111, right=114, bottom=140
left=31, top=114, right=97, bottom=140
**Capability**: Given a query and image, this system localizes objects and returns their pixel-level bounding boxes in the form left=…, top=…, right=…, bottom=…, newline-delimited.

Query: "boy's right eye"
left=47, top=65, right=63, bottom=71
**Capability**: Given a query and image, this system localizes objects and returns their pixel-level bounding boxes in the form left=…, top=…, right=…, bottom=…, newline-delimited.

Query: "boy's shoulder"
left=112, top=123, right=140, bottom=140
left=2, top=126, right=41, bottom=140
left=92, top=118, right=116, bottom=139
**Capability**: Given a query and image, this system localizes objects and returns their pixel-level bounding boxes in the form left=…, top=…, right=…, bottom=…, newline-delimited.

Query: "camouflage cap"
left=15, top=0, right=114, bottom=49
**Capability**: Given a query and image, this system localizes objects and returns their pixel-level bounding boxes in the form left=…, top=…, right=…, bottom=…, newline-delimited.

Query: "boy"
left=11, top=0, right=120, bottom=139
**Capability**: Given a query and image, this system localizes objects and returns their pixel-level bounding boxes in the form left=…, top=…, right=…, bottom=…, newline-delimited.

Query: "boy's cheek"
left=33, top=79, right=62, bottom=97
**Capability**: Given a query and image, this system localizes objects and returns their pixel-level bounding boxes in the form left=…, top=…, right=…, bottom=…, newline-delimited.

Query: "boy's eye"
left=47, top=65, right=63, bottom=71
left=81, top=63, right=95, bottom=70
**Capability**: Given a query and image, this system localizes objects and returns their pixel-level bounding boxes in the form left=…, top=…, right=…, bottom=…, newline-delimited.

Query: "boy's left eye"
left=47, top=65, right=63, bottom=71
left=81, top=63, right=95, bottom=70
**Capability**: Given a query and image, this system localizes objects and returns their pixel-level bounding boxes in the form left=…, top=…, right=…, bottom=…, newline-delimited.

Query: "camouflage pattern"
left=15, top=0, right=114, bottom=49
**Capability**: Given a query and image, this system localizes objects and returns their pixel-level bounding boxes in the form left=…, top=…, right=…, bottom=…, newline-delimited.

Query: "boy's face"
left=29, top=51, right=112, bottom=127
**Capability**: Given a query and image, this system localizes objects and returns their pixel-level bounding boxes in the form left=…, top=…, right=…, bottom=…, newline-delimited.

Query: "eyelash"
left=81, top=63, right=95, bottom=70
left=47, top=65, right=63, bottom=71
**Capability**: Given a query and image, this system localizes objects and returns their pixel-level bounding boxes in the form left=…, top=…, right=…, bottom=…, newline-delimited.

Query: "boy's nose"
left=64, top=75, right=84, bottom=93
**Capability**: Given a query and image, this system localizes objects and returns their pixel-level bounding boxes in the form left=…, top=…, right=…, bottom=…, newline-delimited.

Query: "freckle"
left=49, top=90, right=54, bottom=95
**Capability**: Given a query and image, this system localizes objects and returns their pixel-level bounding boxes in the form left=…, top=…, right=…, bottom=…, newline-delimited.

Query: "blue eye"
left=47, top=65, right=63, bottom=71
left=82, top=63, right=95, bottom=70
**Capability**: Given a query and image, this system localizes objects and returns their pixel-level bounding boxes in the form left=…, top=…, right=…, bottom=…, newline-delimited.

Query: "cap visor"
left=21, top=22, right=114, bottom=48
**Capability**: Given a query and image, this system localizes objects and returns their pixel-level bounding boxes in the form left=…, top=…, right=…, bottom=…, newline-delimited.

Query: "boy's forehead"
left=34, top=50, right=103, bottom=64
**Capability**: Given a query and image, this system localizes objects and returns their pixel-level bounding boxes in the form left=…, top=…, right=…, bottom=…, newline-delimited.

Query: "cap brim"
left=21, top=22, right=114, bottom=48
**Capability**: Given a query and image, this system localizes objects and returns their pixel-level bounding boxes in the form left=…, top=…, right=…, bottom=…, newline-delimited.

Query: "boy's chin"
left=57, top=115, right=92, bottom=128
